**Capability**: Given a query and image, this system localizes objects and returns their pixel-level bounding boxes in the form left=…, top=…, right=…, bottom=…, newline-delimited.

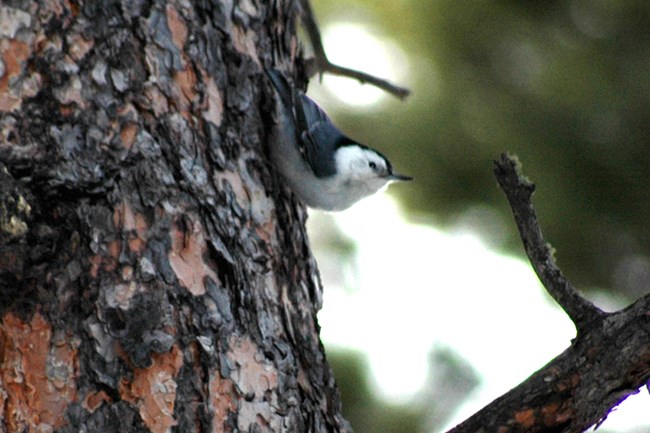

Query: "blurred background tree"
left=314, top=0, right=650, bottom=296
left=308, top=1, right=650, bottom=432
left=328, top=347, right=478, bottom=433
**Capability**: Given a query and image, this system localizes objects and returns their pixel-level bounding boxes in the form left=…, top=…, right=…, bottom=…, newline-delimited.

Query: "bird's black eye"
left=369, top=162, right=377, bottom=170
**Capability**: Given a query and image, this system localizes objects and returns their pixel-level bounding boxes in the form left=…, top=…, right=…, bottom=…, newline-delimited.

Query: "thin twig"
left=493, top=152, right=607, bottom=334
left=319, top=63, right=411, bottom=100
left=299, top=0, right=411, bottom=100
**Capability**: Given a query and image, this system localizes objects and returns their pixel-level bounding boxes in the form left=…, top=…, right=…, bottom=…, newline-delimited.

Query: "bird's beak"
left=385, top=173, right=413, bottom=181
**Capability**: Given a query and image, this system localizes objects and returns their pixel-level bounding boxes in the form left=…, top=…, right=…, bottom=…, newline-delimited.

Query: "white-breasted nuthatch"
left=266, top=69, right=412, bottom=211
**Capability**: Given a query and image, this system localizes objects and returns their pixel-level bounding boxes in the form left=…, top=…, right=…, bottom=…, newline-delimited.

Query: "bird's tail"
left=265, top=68, right=294, bottom=108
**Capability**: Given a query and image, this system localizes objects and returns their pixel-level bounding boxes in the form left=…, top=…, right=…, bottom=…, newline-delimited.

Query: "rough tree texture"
left=0, top=1, right=349, bottom=432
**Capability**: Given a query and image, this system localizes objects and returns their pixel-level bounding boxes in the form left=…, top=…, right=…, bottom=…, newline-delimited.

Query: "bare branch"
left=446, top=294, right=650, bottom=433
left=299, top=0, right=411, bottom=100
left=446, top=154, right=650, bottom=433
left=493, top=153, right=607, bottom=334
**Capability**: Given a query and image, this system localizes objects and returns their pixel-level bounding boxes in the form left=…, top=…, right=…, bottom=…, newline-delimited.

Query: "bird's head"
left=334, top=143, right=412, bottom=192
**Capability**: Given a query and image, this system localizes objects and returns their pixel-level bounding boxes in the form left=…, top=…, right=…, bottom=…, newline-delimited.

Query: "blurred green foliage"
left=329, top=351, right=423, bottom=433
left=328, top=348, right=479, bottom=433
left=312, top=0, right=650, bottom=299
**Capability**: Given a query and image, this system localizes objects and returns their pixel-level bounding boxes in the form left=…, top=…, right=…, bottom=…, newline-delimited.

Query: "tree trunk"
left=0, top=1, right=349, bottom=432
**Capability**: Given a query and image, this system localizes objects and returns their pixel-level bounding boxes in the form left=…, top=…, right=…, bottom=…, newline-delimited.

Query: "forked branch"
left=493, top=153, right=606, bottom=334
left=445, top=153, right=650, bottom=433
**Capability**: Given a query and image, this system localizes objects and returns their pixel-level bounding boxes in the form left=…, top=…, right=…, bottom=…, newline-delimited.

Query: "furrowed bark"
left=0, top=1, right=349, bottom=432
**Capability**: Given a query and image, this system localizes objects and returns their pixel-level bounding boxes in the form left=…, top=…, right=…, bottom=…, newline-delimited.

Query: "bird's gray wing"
left=266, top=68, right=342, bottom=178
left=294, top=93, right=341, bottom=178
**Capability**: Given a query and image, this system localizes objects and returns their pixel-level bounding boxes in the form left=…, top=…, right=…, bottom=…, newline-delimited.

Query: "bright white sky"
left=312, top=22, right=408, bottom=107
left=310, top=21, right=650, bottom=433
left=312, top=195, right=650, bottom=433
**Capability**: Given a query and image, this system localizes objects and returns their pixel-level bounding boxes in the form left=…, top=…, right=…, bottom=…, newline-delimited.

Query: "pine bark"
left=0, top=1, right=349, bottom=432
